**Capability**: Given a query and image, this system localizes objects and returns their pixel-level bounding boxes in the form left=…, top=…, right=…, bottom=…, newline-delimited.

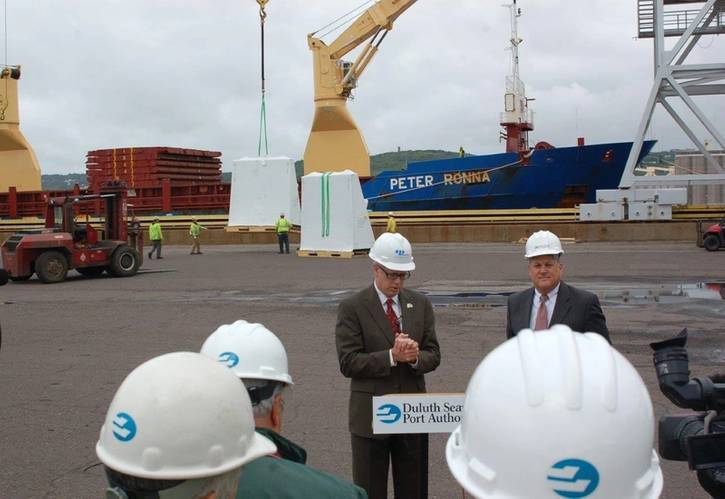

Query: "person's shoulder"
left=280, top=460, right=366, bottom=497
left=401, top=287, right=432, bottom=308
left=339, top=285, right=373, bottom=307
left=560, top=281, right=597, bottom=300
left=508, top=287, right=532, bottom=303
left=402, top=287, right=426, bottom=300
left=238, top=457, right=366, bottom=498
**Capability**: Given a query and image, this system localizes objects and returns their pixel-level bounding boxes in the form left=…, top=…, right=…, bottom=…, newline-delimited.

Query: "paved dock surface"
left=1, top=241, right=724, bottom=498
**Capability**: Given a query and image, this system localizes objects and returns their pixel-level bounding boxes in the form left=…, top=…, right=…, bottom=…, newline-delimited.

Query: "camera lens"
left=654, top=346, right=691, bottom=386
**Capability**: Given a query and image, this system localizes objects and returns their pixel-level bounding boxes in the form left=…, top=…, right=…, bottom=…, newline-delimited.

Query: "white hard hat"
left=525, top=230, right=564, bottom=258
left=388, top=212, right=394, bottom=216
left=96, top=352, right=276, bottom=480
left=200, top=320, right=293, bottom=385
left=446, top=325, right=663, bottom=499
left=369, top=232, right=415, bottom=272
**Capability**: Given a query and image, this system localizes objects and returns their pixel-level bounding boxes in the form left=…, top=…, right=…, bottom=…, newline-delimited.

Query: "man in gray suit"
left=336, top=232, right=441, bottom=499
left=506, top=230, right=610, bottom=343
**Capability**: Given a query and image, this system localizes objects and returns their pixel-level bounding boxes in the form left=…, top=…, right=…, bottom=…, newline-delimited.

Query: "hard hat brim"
left=96, top=429, right=276, bottom=480
left=524, top=249, right=563, bottom=259
left=369, top=254, right=416, bottom=272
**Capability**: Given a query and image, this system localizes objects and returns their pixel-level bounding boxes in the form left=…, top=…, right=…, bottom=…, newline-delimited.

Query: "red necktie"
left=386, top=298, right=401, bottom=337
left=534, top=294, right=549, bottom=331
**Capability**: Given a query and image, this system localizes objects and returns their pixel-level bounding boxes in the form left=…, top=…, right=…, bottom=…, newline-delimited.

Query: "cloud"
left=5, top=0, right=723, bottom=174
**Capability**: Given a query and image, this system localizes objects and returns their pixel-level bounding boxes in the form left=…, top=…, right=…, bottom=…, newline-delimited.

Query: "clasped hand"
left=392, top=333, right=419, bottom=363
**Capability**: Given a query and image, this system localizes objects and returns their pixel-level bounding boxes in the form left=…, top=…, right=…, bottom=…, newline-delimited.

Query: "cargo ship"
left=362, top=140, right=656, bottom=211
left=362, top=0, right=654, bottom=212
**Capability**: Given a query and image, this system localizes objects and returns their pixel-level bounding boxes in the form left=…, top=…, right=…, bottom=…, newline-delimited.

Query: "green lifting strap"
left=321, top=173, right=331, bottom=237
left=257, top=94, right=269, bottom=157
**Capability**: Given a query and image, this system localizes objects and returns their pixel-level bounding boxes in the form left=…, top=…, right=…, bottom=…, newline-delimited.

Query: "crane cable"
left=257, top=0, right=269, bottom=156
left=313, top=0, right=374, bottom=39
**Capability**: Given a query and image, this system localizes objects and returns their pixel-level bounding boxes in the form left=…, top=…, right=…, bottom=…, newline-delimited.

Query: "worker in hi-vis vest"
left=276, top=213, right=292, bottom=254
left=148, top=217, right=163, bottom=259
left=386, top=212, right=397, bottom=233
left=189, top=217, right=207, bottom=255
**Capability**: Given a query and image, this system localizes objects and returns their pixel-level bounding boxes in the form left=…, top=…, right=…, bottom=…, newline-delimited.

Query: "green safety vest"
left=276, top=218, right=292, bottom=234
left=189, top=222, right=202, bottom=237
left=149, top=222, right=163, bottom=241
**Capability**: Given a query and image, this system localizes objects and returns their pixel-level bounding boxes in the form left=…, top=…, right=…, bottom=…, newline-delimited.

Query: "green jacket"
left=236, top=428, right=367, bottom=499
left=275, top=217, right=292, bottom=234
left=189, top=221, right=204, bottom=237
left=149, top=222, right=163, bottom=241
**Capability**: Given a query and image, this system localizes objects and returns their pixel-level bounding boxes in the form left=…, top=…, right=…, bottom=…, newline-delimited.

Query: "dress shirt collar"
left=373, top=282, right=399, bottom=308
left=534, top=282, right=560, bottom=303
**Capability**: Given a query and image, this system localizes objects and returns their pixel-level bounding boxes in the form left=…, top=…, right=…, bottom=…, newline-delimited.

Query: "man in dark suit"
left=336, top=232, right=441, bottom=499
left=506, top=230, right=610, bottom=343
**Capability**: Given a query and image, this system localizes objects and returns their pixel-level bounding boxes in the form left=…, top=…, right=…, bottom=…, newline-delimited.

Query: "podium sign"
left=372, top=393, right=465, bottom=434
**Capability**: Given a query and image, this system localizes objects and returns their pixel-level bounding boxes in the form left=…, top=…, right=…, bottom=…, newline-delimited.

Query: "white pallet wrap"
left=579, top=202, right=625, bottom=221
left=228, top=156, right=300, bottom=227
left=300, top=171, right=375, bottom=252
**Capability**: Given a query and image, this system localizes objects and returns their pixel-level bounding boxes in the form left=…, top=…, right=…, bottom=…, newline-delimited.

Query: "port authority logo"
left=112, top=412, right=137, bottom=442
left=218, top=351, right=240, bottom=368
left=373, top=394, right=464, bottom=434
left=376, top=404, right=402, bottom=424
left=547, top=459, right=600, bottom=498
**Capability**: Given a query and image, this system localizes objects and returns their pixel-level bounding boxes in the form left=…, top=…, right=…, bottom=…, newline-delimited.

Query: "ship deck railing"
left=637, top=0, right=725, bottom=38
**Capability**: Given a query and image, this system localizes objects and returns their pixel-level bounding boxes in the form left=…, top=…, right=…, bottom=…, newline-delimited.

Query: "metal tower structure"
left=500, top=0, right=534, bottom=153
left=620, top=0, right=725, bottom=188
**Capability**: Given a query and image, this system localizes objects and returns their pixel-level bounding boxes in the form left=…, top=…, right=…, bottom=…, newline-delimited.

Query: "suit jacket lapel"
left=399, top=289, right=413, bottom=338
left=363, top=285, right=396, bottom=346
left=550, top=282, right=571, bottom=326
left=518, top=288, right=535, bottom=332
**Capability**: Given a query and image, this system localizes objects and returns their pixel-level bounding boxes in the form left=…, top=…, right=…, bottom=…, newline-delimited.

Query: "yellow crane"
left=303, top=0, right=417, bottom=177
left=0, top=65, right=42, bottom=192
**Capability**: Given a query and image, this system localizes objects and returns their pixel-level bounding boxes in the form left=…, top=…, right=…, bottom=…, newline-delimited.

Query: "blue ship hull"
left=362, top=140, right=656, bottom=211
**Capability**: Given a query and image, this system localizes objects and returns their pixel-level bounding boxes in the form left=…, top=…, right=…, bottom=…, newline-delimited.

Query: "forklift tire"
left=109, top=246, right=140, bottom=277
left=36, top=250, right=69, bottom=283
left=9, top=275, right=31, bottom=282
left=704, top=234, right=721, bottom=252
left=77, top=267, right=105, bottom=277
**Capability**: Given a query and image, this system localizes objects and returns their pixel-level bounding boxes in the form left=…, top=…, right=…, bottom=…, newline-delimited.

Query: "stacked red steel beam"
left=86, top=147, right=222, bottom=188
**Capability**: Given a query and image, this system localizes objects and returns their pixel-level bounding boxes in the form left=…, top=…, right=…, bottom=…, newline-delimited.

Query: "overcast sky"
left=7, top=0, right=725, bottom=174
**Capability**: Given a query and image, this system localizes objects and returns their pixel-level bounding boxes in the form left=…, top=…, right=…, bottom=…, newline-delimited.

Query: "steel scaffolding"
left=620, top=0, right=725, bottom=188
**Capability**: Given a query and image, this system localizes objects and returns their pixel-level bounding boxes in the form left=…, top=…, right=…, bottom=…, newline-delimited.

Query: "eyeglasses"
left=379, top=267, right=412, bottom=280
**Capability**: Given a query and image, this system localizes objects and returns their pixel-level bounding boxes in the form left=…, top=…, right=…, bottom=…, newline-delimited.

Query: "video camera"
left=651, top=329, right=725, bottom=498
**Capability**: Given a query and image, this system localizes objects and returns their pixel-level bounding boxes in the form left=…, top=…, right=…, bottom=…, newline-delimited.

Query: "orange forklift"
left=1, top=181, right=142, bottom=283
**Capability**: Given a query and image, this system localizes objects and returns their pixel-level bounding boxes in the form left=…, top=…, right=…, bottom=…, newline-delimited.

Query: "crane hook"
left=257, top=0, right=268, bottom=20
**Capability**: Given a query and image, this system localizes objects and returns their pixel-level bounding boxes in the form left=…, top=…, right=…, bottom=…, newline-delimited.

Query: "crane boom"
left=303, top=0, right=417, bottom=177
